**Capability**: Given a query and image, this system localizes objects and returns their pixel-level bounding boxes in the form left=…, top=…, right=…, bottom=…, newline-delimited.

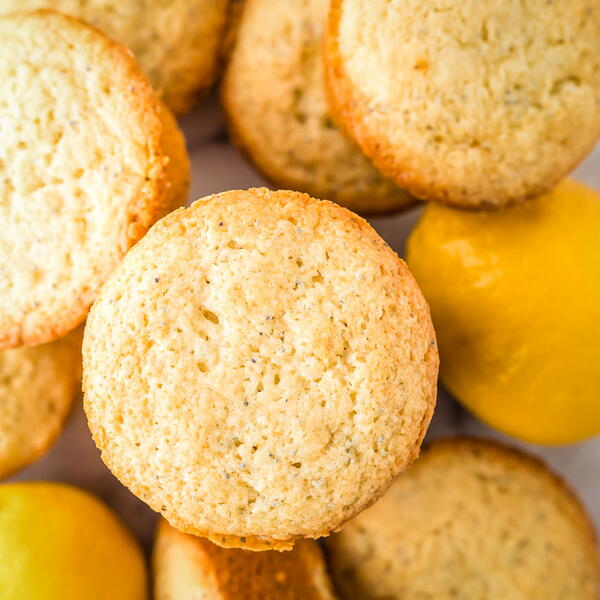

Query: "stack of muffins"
left=0, top=1, right=599, bottom=599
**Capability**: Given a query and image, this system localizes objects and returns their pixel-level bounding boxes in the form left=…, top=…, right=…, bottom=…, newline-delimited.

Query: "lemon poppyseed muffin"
left=83, top=188, right=438, bottom=550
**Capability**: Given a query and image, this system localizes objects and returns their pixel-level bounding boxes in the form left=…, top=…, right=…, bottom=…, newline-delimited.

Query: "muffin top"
left=0, top=10, right=168, bottom=347
left=326, top=438, right=599, bottom=600
left=83, top=188, right=438, bottom=549
left=325, top=0, right=600, bottom=208
left=222, top=0, right=414, bottom=214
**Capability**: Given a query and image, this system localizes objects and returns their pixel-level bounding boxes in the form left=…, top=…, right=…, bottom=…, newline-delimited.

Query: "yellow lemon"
left=407, top=179, right=600, bottom=444
left=0, top=482, right=147, bottom=599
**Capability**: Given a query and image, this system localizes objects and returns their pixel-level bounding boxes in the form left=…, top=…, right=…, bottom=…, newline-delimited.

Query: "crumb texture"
left=154, top=519, right=337, bottom=599
left=326, top=438, right=599, bottom=600
left=83, top=188, right=438, bottom=545
left=0, top=10, right=170, bottom=347
left=0, top=330, right=82, bottom=479
left=326, top=0, right=600, bottom=208
left=223, top=0, right=414, bottom=213
left=0, top=0, right=229, bottom=114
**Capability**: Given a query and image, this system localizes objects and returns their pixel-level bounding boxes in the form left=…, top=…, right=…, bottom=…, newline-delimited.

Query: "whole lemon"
left=407, top=179, right=600, bottom=444
left=0, top=482, right=147, bottom=599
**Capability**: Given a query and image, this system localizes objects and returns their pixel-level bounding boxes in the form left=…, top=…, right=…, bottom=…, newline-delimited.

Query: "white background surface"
left=12, top=96, right=600, bottom=552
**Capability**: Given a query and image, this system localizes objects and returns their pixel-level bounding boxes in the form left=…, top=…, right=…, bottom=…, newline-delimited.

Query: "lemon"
left=407, top=179, right=600, bottom=445
left=0, top=482, right=147, bottom=600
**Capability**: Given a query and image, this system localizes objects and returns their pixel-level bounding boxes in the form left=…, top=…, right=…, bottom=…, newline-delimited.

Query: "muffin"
left=325, top=438, right=599, bottom=599
left=0, top=0, right=230, bottom=114
left=325, top=0, right=600, bottom=208
left=0, top=10, right=188, bottom=348
left=83, top=187, right=438, bottom=550
left=222, top=0, right=414, bottom=214
left=154, top=519, right=337, bottom=599
left=0, top=330, right=81, bottom=480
